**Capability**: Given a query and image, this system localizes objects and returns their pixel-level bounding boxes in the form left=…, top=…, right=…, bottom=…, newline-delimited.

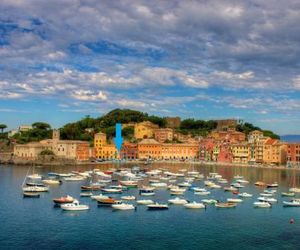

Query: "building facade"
left=263, top=138, right=287, bottom=165
left=161, top=143, right=198, bottom=160
left=286, top=143, right=300, bottom=166
left=137, top=139, right=161, bottom=160
left=134, top=121, right=159, bottom=139
left=231, top=143, right=250, bottom=164
left=154, top=128, right=173, bottom=143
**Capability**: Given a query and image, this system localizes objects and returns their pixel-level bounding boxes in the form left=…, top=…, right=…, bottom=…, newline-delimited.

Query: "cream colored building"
left=231, top=143, right=250, bottom=164
left=134, top=121, right=159, bottom=139
left=263, top=138, right=287, bottom=165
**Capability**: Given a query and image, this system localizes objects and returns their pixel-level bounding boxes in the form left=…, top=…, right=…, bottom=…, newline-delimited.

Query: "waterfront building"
left=199, top=138, right=215, bottom=161
left=212, top=145, right=220, bottom=161
left=14, top=130, right=91, bottom=161
left=263, top=138, right=287, bottom=165
left=94, top=132, right=117, bottom=160
left=217, top=143, right=232, bottom=163
left=165, top=117, right=181, bottom=128
left=134, top=121, right=159, bottom=139
left=286, top=143, right=300, bottom=166
left=248, top=130, right=264, bottom=143
left=161, top=143, right=198, bottom=160
left=154, top=128, right=173, bottom=143
left=231, top=143, right=250, bottom=164
left=120, top=142, right=138, bottom=160
left=137, top=139, right=161, bottom=160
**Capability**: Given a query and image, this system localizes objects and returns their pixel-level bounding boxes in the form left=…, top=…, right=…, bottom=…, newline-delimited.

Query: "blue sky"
left=1, top=0, right=300, bottom=135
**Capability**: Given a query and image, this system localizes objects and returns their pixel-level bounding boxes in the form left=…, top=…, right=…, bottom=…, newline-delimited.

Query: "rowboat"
left=215, top=202, right=237, bottom=208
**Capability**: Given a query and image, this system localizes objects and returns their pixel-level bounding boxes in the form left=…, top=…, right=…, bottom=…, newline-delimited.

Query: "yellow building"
left=263, top=138, right=287, bottom=165
left=134, top=121, right=159, bottom=139
left=161, top=143, right=198, bottom=160
left=94, top=132, right=117, bottom=159
left=137, top=139, right=161, bottom=160
left=231, top=143, right=250, bottom=164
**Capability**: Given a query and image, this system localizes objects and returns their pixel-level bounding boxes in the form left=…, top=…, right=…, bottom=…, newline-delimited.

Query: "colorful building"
left=231, top=143, right=250, bottom=164
left=263, top=138, right=287, bottom=165
left=199, top=138, right=215, bottom=161
left=120, top=142, right=138, bottom=160
left=154, top=128, right=173, bottom=143
left=161, top=143, right=198, bottom=160
left=286, top=143, right=300, bottom=166
left=137, top=139, right=161, bottom=160
left=210, top=130, right=246, bottom=143
left=94, top=132, right=117, bottom=160
left=134, top=121, right=159, bottom=139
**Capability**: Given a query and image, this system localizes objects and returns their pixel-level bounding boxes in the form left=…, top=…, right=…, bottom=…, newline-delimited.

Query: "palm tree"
left=0, top=124, right=7, bottom=133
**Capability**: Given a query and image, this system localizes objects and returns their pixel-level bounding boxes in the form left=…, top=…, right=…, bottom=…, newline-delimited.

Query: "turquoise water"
left=1, top=164, right=300, bottom=250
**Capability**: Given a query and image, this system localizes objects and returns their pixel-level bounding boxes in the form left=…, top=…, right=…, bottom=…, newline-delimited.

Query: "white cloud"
left=71, top=90, right=107, bottom=101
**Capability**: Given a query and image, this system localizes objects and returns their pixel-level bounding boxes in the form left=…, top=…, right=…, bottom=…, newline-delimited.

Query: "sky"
left=1, top=0, right=300, bottom=135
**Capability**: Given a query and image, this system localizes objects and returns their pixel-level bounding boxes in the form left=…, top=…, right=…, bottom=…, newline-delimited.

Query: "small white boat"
left=259, top=193, right=273, bottom=197
left=204, top=181, right=214, bottom=186
left=184, top=202, right=206, bottom=209
left=102, top=188, right=122, bottom=193
left=194, top=191, right=210, bottom=196
left=64, top=176, right=85, bottom=181
left=119, top=180, right=138, bottom=187
left=266, top=182, right=278, bottom=188
left=170, top=188, right=186, bottom=195
left=237, top=179, right=249, bottom=184
left=283, top=199, right=300, bottom=207
left=168, top=197, right=188, bottom=205
left=238, top=192, right=253, bottom=198
left=258, top=197, right=277, bottom=203
left=80, top=192, right=93, bottom=197
left=231, top=183, right=244, bottom=188
left=234, top=175, right=243, bottom=179
left=121, top=196, right=136, bottom=201
left=42, top=179, right=61, bottom=185
left=210, top=184, right=221, bottom=189
left=112, top=203, right=135, bottom=210
left=147, top=203, right=169, bottom=210
left=61, top=200, right=89, bottom=211
left=178, top=182, right=192, bottom=187
left=150, top=182, right=167, bottom=188
left=254, top=201, right=271, bottom=208
left=201, top=199, right=218, bottom=204
left=224, top=186, right=238, bottom=192
left=289, top=187, right=300, bottom=193
left=136, top=199, right=154, bottom=205
left=192, top=187, right=207, bottom=192
left=227, top=198, right=243, bottom=203
left=91, top=194, right=109, bottom=200
left=22, top=186, right=49, bottom=192
left=263, top=189, right=277, bottom=194
left=28, top=174, right=42, bottom=180
left=281, top=192, right=295, bottom=197
left=218, top=179, right=228, bottom=184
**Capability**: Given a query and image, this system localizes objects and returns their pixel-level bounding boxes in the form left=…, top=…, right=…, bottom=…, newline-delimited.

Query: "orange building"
left=161, top=143, right=198, bottom=160
left=154, top=128, right=173, bottom=143
left=286, top=143, right=300, bottom=166
left=210, top=130, right=245, bottom=143
left=137, top=139, right=161, bottom=160
left=76, top=142, right=90, bottom=161
left=120, top=142, right=138, bottom=160
left=263, top=138, right=287, bottom=165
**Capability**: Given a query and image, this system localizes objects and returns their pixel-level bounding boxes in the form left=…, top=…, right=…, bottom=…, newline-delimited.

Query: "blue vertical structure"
left=114, top=123, right=123, bottom=161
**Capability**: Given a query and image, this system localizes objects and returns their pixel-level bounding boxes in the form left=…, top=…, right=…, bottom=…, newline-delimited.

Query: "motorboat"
left=283, top=199, right=300, bottom=207
left=201, top=199, right=218, bottom=204
left=215, top=202, right=237, bottom=208
left=234, top=175, right=243, bottom=179
left=119, top=180, right=138, bottom=187
left=23, top=192, right=40, bottom=198
left=184, top=202, right=205, bottom=209
left=192, top=187, right=207, bottom=192
left=80, top=192, right=93, bottom=197
left=177, top=182, right=192, bottom=188
left=263, top=189, right=276, bottom=194
left=91, top=194, right=109, bottom=201
left=97, top=197, right=120, bottom=206
left=28, top=174, right=42, bottom=180
left=170, top=187, right=186, bottom=195
left=238, top=192, right=253, bottom=198
left=101, top=188, right=122, bottom=194
left=25, top=182, right=46, bottom=187
left=227, top=198, right=243, bottom=203
left=255, top=181, right=266, bottom=186
left=259, top=193, right=273, bottom=197
left=210, top=184, right=221, bottom=189
left=42, top=179, right=62, bottom=185
left=258, top=197, right=277, bottom=203
left=224, top=186, right=238, bottom=192
left=61, top=200, right=89, bottom=211
left=121, top=196, right=136, bottom=201
left=281, top=192, right=295, bottom=197
left=147, top=203, right=169, bottom=210
left=136, top=199, right=154, bottom=205
left=236, top=179, right=249, bottom=184
left=168, top=197, right=188, bottom=205
left=231, top=183, right=244, bottom=188
left=22, top=186, right=49, bottom=192
left=139, top=187, right=155, bottom=196
left=112, top=203, right=135, bottom=210
left=266, top=182, right=278, bottom=188
left=81, top=185, right=102, bottom=191
left=64, top=176, right=86, bottom=181
left=150, top=182, right=167, bottom=188
left=53, top=195, right=74, bottom=204
left=194, top=191, right=210, bottom=196
left=289, top=187, right=300, bottom=193
left=253, top=201, right=271, bottom=208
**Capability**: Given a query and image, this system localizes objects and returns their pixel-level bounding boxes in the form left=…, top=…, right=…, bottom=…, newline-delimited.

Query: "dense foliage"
left=40, top=149, right=55, bottom=155
left=12, top=122, right=52, bottom=144
left=236, top=122, right=280, bottom=139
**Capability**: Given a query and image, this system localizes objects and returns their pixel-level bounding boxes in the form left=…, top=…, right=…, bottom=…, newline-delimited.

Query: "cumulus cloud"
left=71, top=90, right=107, bottom=101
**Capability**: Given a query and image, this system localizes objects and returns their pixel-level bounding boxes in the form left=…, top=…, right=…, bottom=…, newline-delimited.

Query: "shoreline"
left=1, top=157, right=300, bottom=171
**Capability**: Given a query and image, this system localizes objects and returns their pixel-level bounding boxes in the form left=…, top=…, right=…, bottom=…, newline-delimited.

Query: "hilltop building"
left=165, top=117, right=181, bottom=128
left=134, top=121, right=159, bottom=139
left=154, top=128, right=173, bottom=143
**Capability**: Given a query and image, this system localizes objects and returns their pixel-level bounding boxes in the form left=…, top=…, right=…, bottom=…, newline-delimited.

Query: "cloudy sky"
left=1, top=0, right=300, bottom=134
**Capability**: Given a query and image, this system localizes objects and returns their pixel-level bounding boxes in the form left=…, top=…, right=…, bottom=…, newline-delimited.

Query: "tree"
left=0, top=124, right=7, bottom=133
left=32, top=122, right=51, bottom=130
left=40, top=149, right=55, bottom=155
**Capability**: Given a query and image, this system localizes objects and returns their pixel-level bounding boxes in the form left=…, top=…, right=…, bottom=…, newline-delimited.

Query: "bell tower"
left=52, top=129, right=60, bottom=141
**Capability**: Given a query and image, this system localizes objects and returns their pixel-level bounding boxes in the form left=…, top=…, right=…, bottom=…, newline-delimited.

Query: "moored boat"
left=136, top=199, right=154, bottom=205
left=227, top=198, right=243, bottom=203
left=253, top=201, right=271, bottom=208
left=184, top=202, right=205, bottom=209
left=147, top=203, right=169, bottom=210
left=283, top=199, right=300, bottom=207
left=215, top=202, right=237, bottom=208
left=23, top=192, right=40, bottom=198
left=112, top=203, right=135, bottom=210
left=238, top=192, right=253, bottom=198
left=61, top=200, right=89, bottom=211
left=121, top=196, right=136, bottom=201
left=281, top=192, right=295, bottom=197
left=97, top=197, right=120, bottom=206
left=23, top=186, right=49, bottom=192
left=168, top=197, right=188, bottom=205
left=53, top=195, right=74, bottom=204
left=255, top=181, right=266, bottom=186
left=81, top=185, right=102, bottom=191
left=258, top=197, right=277, bottom=203
left=42, top=179, right=62, bottom=185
